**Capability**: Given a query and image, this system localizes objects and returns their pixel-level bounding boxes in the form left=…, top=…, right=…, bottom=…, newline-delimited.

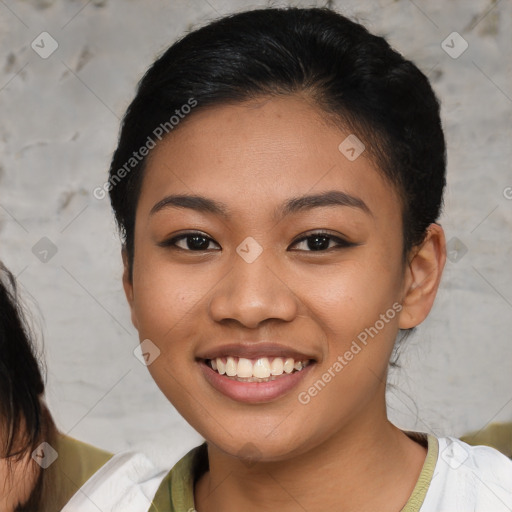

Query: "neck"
left=195, top=404, right=427, bottom=512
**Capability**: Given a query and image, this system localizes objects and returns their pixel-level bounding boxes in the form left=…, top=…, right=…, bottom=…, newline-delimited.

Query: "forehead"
left=139, top=95, right=400, bottom=224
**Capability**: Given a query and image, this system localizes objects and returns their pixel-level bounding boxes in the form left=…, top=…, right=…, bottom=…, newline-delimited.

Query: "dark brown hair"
left=0, top=262, right=58, bottom=511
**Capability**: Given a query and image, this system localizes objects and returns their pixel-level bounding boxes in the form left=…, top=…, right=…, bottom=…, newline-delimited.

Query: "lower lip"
left=199, top=360, right=315, bottom=403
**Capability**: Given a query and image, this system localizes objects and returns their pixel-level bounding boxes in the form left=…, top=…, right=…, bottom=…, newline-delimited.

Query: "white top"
left=62, top=436, right=512, bottom=512
left=420, top=436, right=512, bottom=511
left=60, top=450, right=168, bottom=512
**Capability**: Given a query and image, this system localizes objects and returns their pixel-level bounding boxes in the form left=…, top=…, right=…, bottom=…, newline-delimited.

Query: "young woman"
left=0, top=262, right=113, bottom=511
left=64, top=6, right=512, bottom=511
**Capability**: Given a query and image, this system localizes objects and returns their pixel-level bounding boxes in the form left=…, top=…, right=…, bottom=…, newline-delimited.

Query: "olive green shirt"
left=43, top=433, right=113, bottom=511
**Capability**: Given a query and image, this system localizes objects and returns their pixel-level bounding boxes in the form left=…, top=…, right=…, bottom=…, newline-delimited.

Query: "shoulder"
left=44, top=433, right=114, bottom=511
left=61, top=448, right=168, bottom=512
left=53, top=433, right=113, bottom=472
left=421, top=436, right=512, bottom=512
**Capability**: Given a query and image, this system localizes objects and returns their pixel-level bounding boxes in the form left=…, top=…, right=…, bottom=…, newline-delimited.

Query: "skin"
left=123, top=94, right=446, bottom=512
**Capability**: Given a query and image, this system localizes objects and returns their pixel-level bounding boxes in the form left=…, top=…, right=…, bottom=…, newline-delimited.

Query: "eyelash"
left=159, top=230, right=356, bottom=253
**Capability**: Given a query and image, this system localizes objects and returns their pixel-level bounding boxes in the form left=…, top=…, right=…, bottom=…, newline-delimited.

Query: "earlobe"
left=399, top=223, right=446, bottom=329
left=121, top=248, right=138, bottom=330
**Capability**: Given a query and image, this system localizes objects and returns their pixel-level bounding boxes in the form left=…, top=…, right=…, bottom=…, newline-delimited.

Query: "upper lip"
left=197, top=343, right=317, bottom=361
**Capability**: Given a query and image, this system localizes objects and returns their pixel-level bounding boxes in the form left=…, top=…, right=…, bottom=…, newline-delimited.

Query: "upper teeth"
left=210, top=357, right=310, bottom=378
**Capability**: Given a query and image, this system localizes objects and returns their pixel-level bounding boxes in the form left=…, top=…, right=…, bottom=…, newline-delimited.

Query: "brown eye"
left=290, top=231, right=355, bottom=252
left=159, top=232, right=221, bottom=251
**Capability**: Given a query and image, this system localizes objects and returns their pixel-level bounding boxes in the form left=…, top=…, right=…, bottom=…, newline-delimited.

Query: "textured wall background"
left=0, top=0, right=511, bottom=465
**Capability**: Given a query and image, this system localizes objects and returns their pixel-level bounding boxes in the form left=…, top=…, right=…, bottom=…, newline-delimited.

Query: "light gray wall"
left=0, top=0, right=511, bottom=462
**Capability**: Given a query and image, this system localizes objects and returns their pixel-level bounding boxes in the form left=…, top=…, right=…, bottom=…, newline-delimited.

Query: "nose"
left=208, top=244, right=299, bottom=329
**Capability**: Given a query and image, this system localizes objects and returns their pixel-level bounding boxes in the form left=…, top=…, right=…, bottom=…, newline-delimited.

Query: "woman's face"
left=124, top=95, right=413, bottom=460
left=0, top=447, right=38, bottom=511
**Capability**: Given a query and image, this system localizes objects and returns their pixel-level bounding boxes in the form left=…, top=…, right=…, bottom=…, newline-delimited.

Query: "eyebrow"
left=149, top=190, right=372, bottom=221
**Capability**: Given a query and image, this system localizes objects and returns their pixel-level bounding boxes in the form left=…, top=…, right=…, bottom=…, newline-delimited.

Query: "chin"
left=201, top=427, right=316, bottom=465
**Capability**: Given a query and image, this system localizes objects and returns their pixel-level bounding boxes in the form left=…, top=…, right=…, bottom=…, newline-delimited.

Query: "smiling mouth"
left=203, top=356, right=314, bottom=383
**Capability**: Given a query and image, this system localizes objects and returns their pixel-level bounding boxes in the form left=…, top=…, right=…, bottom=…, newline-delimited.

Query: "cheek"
left=294, top=266, right=401, bottom=418
left=298, top=255, right=403, bottom=394
left=133, top=288, right=204, bottom=360
left=303, top=256, right=402, bottom=329
left=131, top=248, right=210, bottom=340
left=0, top=454, right=38, bottom=509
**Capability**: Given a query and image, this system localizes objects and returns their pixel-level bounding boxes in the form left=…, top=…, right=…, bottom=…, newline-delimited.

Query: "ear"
left=122, top=247, right=139, bottom=330
left=399, top=223, right=446, bottom=329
